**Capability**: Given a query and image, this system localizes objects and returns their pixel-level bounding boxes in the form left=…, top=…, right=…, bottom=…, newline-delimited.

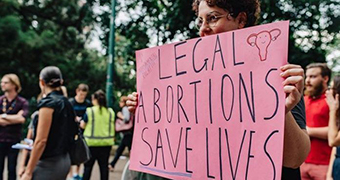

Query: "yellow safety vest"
left=84, top=106, right=115, bottom=146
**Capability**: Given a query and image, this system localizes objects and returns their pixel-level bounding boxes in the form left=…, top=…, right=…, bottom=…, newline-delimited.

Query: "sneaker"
left=73, top=174, right=82, bottom=180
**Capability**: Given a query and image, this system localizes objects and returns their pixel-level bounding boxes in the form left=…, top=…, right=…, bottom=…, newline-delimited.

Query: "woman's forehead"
left=1, top=77, right=9, bottom=81
left=198, top=1, right=224, bottom=16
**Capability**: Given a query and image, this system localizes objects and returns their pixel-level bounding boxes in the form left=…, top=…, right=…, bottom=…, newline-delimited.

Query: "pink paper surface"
left=130, top=21, right=289, bottom=180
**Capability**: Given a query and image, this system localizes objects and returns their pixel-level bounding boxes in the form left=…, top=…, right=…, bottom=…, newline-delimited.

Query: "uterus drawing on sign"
left=247, top=29, right=281, bottom=61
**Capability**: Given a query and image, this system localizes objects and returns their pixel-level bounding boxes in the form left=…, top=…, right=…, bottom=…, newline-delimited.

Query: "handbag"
left=69, top=130, right=91, bottom=165
left=115, top=117, right=133, bottom=133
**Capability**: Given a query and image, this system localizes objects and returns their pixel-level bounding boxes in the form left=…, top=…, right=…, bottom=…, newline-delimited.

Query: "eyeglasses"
left=195, top=12, right=233, bottom=30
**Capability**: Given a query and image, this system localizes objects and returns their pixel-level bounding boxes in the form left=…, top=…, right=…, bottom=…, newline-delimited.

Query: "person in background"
left=81, top=90, right=115, bottom=180
left=18, top=93, right=44, bottom=177
left=126, top=0, right=310, bottom=179
left=0, top=73, right=29, bottom=180
left=19, top=88, right=68, bottom=178
left=69, top=84, right=91, bottom=123
left=109, top=96, right=133, bottom=172
left=326, top=75, right=340, bottom=180
left=301, top=63, right=332, bottom=180
left=68, top=83, right=91, bottom=180
left=20, top=66, right=77, bottom=180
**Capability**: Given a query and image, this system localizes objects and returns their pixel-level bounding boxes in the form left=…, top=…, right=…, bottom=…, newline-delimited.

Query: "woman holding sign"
left=326, top=75, right=340, bottom=180
left=127, top=0, right=310, bottom=179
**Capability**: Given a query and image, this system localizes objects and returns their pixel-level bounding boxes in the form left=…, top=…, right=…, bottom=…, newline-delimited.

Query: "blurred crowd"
left=1, top=61, right=340, bottom=180
left=0, top=66, right=133, bottom=180
left=0, top=0, right=338, bottom=179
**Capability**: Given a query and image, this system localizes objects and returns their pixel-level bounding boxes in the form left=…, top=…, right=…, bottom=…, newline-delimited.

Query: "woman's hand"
left=327, top=176, right=333, bottom=180
left=126, top=92, right=138, bottom=114
left=117, top=112, right=124, bottom=119
left=280, top=64, right=304, bottom=113
left=20, top=172, right=32, bottom=180
left=326, top=90, right=339, bottom=112
left=18, top=165, right=25, bottom=178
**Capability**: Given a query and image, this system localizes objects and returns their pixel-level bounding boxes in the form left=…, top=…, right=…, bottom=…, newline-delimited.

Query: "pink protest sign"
left=130, top=21, right=289, bottom=180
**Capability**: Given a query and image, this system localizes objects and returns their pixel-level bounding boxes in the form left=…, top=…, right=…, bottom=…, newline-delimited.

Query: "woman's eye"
left=209, top=15, right=218, bottom=21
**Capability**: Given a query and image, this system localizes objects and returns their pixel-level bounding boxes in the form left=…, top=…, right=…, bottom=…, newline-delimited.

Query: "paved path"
left=92, top=155, right=129, bottom=180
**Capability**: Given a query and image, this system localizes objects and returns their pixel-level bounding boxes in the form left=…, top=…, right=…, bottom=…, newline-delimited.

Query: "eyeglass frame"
left=195, top=11, right=234, bottom=30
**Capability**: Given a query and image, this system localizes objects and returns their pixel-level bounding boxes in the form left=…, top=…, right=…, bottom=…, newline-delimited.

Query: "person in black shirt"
left=69, top=84, right=92, bottom=121
left=68, top=83, right=91, bottom=180
left=20, top=66, right=77, bottom=180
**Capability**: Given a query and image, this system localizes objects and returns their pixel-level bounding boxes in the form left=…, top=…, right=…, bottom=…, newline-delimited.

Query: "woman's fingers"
left=127, top=92, right=138, bottom=113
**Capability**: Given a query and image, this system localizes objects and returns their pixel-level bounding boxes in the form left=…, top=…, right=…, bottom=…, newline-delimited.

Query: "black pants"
left=110, top=133, right=132, bottom=168
left=83, top=146, right=111, bottom=180
left=0, top=142, right=19, bottom=180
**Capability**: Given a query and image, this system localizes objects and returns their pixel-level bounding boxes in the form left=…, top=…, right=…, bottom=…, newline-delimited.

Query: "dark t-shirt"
left=291, top=98, right=306, bottom=130
left=0, top=95, right=29, bottom=143
left=69, top=97, right=91, bottom=118
left=34, top=91, right=77, bottom=159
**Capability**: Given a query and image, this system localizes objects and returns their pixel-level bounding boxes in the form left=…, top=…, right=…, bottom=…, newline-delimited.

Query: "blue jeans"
left=333, top=158, right=340, bottom=180
left=0, top=142, right=19, bottom=180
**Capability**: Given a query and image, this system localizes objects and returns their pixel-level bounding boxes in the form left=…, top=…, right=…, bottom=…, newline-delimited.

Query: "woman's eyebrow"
left=207, top=11, right=222, bottom=15
left=198, top=10, right=221, bottom=18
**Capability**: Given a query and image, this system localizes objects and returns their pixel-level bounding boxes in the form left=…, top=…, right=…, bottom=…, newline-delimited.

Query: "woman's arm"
left=116, top=112, right=124, bottom=119
left=328, top=109, right=340, bottom=146
left=326, top=91, right=340, bottom=146
left=18, top=128, right=33, bottom=177
left=327, top=147, right=336, bottom=180
left=283, top=112, right=310, bottom=168
left=281, top=64, right=311, bottom=168
left=307, top=126, right=329, bottom=140
left=20, top=108, right=54, bottom=180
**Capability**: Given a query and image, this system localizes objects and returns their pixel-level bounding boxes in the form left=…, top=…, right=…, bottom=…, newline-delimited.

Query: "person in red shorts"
left=301, top=63, right=332, bottom=180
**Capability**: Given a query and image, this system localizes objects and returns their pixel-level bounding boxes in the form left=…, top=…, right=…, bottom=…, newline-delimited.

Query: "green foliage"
left=0, top=0, right=107, bottom=102
left=1, top=0, right=339, bottom=113
left=259, top=0, right=340, bottom=67
left=99, top=0, right=340, bottom=70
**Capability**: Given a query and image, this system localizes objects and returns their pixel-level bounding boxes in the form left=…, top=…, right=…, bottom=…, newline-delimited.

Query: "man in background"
left=0, top=74, right=29, bottom=180
left=301, top=63, right=332, bottom=180
left=68, top=83, right=92, bottom=180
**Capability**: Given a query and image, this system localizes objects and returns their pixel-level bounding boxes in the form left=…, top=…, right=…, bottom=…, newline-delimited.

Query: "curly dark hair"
left=192, top=0, right=261, bottom=28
